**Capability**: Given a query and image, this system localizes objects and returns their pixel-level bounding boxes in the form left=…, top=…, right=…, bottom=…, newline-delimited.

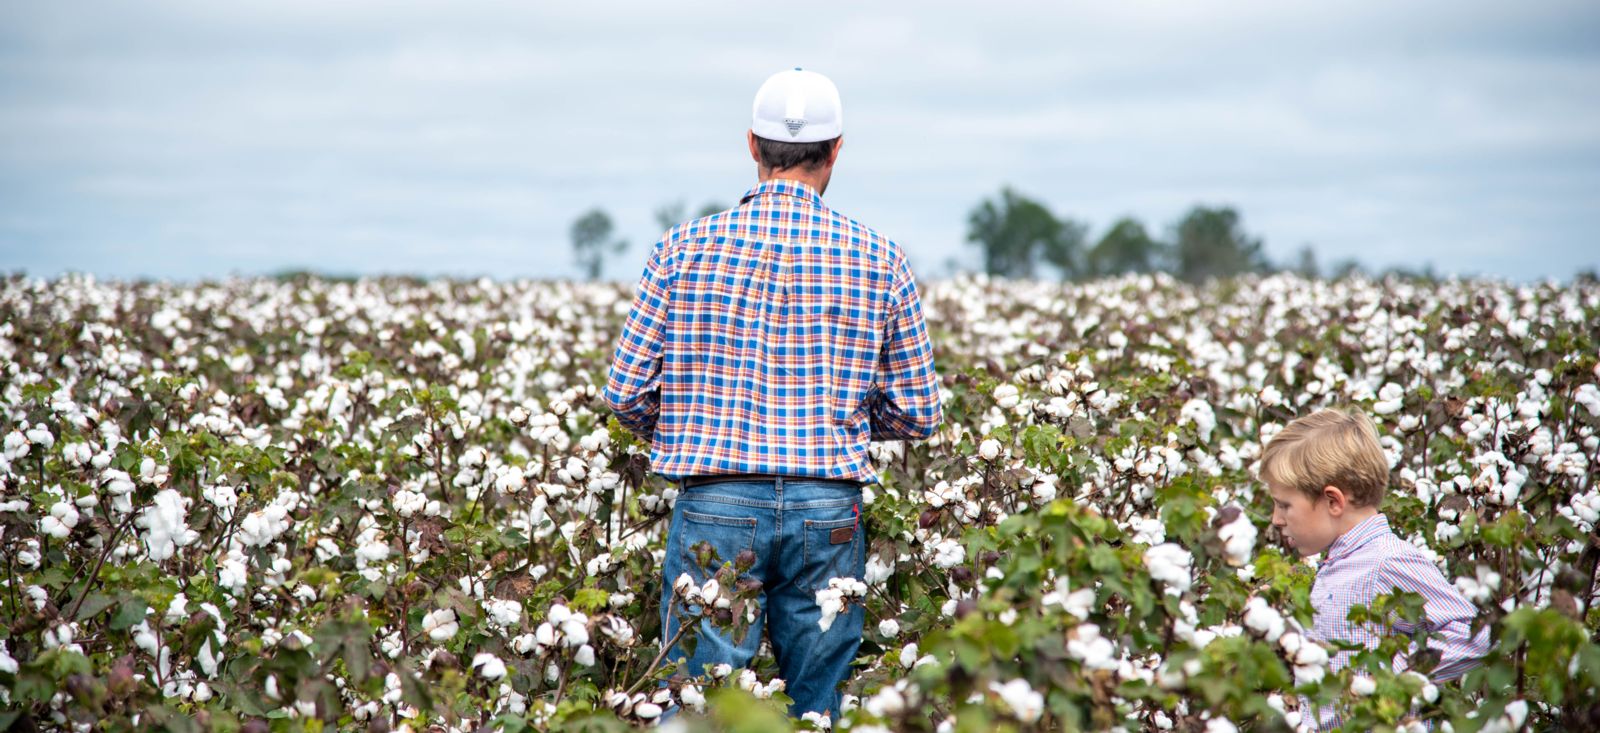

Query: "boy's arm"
left=602, top=239, right=674, bottom=441
left=1379, top=553, right=1491, bottom=682
left=868, top=256, right=942, bottom=441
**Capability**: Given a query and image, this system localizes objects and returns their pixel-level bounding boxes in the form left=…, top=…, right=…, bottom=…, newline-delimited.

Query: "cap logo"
left=784, top=118, right=805, bottom=137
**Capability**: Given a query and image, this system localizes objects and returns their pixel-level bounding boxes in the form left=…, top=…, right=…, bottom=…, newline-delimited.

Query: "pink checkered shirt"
left=1307, top=513, right=1490, bottom=730
left=602, top=178, right=942, bottom=481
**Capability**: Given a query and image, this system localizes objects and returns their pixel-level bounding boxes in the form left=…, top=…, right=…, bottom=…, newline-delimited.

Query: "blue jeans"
left=659, top=477, right=868, bottom=720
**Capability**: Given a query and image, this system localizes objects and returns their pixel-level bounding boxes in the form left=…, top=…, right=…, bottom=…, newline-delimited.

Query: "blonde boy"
left=1262, top=408, right=1489, bottom=727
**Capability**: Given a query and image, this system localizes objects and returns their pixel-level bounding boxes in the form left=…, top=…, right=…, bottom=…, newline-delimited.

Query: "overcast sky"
left=2, top=1, right=1597, bottom=282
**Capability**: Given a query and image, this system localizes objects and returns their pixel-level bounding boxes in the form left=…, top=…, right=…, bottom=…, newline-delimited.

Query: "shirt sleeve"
left=867, top=255, right=942, bottom=441
left=1379, top=552, right=1490, bottom=682
left=602, top=238, right=674, bottom=441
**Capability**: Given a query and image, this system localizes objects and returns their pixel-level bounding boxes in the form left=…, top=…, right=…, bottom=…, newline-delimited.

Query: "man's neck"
left=758, top=168, right=828, bottom=195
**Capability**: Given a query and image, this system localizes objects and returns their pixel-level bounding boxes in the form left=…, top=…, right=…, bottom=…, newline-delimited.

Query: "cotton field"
left=0, top=271, right=1597, bottom=732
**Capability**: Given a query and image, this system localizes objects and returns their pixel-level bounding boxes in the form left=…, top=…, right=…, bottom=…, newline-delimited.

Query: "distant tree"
left=966, top=187, right=1084, bottom=279
left=1041, top=217, right=1090, bottom=280
left=652, top=203, right=683, bottom=232
left=654, top=200, right=728, bottom=231
left=1329, top=258, right=1364, bottom=280
left=571, top=208, right=628, bottom=281
left=1172, top=206, right=1269, bottom=282
left=1293, top=245, right=1320, bottom=279
left=1088, top=217, right=1169, bottom=277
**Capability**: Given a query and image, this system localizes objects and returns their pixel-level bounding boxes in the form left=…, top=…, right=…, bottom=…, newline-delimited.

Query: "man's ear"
left=1322, top=485, right=1348, bottom=516
left=747, top=130, right=762, bottom=165
left=828, top=136, right=844, bottom=166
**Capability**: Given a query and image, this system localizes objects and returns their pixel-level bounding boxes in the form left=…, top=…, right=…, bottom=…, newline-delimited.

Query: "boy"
left=1262, top=408, right=1489, bottom=728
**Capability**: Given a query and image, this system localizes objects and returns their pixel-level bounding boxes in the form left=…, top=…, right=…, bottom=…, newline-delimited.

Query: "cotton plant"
left=0, top=273, right=1598, bottom=730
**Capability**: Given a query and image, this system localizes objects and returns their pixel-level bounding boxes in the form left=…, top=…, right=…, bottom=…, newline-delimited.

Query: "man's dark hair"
left=755, top=135, right=839, bottom=171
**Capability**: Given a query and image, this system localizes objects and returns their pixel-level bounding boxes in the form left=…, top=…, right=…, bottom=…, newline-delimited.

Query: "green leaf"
left=73, top=592, right=119, bottom=621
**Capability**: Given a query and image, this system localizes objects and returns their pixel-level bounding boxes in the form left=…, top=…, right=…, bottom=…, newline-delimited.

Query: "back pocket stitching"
left=684, top=510, right=758, bottom=528
left=800, top=517, right=861, bottom=593
left=679, top=511, right=757, bottom=584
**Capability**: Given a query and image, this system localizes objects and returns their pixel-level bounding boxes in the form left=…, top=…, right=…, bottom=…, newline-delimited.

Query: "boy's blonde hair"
left=1260, top=408, right=1389, bottom=507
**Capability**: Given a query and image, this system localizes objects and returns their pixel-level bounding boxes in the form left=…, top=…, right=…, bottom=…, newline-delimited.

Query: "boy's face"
left=1268, top=482, right=1341, bottom=556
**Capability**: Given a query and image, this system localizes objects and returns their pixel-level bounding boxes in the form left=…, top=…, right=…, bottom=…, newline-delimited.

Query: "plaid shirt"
left=1307, top=513, right=1490, bottom=730
left=603, top=178, right=942, bottom=481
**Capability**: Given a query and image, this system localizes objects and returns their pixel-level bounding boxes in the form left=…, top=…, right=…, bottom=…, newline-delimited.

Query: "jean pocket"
left=678, top=509, right=758, bottom=585
left=799, top=515, right=862, bottom=594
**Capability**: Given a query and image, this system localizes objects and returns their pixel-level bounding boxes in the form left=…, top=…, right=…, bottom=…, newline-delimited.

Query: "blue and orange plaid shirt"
left=603, top=178, right=942, bottom=481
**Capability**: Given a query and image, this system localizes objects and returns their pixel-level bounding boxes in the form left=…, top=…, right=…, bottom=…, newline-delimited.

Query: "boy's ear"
left=1322, top=485, right=1348, bottom=515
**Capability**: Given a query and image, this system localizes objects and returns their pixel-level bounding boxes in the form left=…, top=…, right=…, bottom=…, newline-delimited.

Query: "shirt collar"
left=1323, top=513, right=1390, bottom=564
left=740, top=178, right=826, bottom=209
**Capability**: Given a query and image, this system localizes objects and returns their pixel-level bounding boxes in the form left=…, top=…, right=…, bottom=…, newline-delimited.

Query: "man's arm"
left=868, top=256, right=942, bottom=441
left=602, top=239, right=674, bottom=441
left=1380, top=552, right=1491, bottom=682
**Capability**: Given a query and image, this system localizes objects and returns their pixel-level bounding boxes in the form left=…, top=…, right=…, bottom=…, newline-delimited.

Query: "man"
left=602, top=67, right=942, bottom=720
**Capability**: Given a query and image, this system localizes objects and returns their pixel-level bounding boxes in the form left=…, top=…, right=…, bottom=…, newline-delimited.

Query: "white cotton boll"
left=1180, top=398, right=1216, bottom=442
left=878, top=619, right=900, bottom=638
left=393, top=489, right=427, bottom=518
left=484, top=598, right=522, bottom=628
left=1350, top=676, right=1377, bottom=696
left=1129, top=516, right=1166, bottom=545
left=1373, top=383, right=1405, bottom=415
left=495, top=466, right=526, bottom=494
left=471, top=652, right=507, bottom=680
left=1144, top=543, right=1193, bottom=594
left=990, top=678, right=1044, bottom=723
left=237, top=505, right=290, bottom=547
left=865, top=554, right=894, bottom=585
left=1574, top=384, right=1600, bottom=416
left=893, top=642, right=918, bottom=670
left=1292, top=641, right=1330, bottom=685
left=1042, top=577, right=1094, bottom=620
left=931, top=539, right=966, bottom=569
left=978, top=439, right=1001, bottom=461
left=633, top=702, right=663, bottom=720
left=1067, top=623, right=1118, bottom=670
left=198, top=638, right=219, bottom=677
left=40, top=499, right=79, bottom=538
left=1205, top=719, right=1238, bottom=733
left=560, top=616, right=590, bottom=647
left=574, top=644, right=596, bottom=666
left=800, top=711, right=832, bottom=730
left=1217, top=509, right=1257, bottom=567
left=422, top=608, right=459, bottom=642
left=1243, top=597, right=1285, bottom=642
left=993, top=384, right=1021, bottom=410
left=137, top=489, right=198, bottom=561
left=533, top=622, right=557, bottom=649
left=25, top=426, right=54, bottom=448
left=3, top=431, right=29, bottom=459
left=678, top=682, right=707, bottom=711
left=1031, top=477, right=1058, bottom=504
left=62, top=442, right=91, bottom=465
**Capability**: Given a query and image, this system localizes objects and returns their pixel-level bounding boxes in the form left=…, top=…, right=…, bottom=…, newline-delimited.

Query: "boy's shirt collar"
left=1321, top=512, right=1390, bottom=566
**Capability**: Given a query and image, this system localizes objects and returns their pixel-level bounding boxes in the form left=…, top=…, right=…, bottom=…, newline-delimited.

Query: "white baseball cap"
left=751, top=67, right=843, bottom=143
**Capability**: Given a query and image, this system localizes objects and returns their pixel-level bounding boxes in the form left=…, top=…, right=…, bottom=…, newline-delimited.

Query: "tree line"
left=569, top=188, right=1401, bottom=282
left=964, top=186, right=1375, bottom=283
